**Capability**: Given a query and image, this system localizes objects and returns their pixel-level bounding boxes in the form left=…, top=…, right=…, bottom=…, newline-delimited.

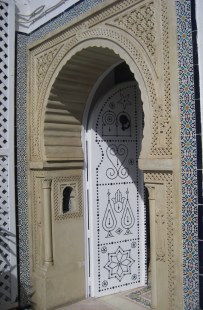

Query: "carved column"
left=146, top=184, right=157, bottom=310
left=42, top=179, right=53, bottom=266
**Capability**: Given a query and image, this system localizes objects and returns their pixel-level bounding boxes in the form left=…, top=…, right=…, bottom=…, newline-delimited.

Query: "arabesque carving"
left=36, top=45, right=63, bottom=91
left=145, top=172, right=174, bottom=308
left=160, top=0, right=172, bottom=156
left=156, top=206, right=166, bottom=261
left=31, top=171, right=46, bottom=269
left=112, top=2, right=155, bottom=60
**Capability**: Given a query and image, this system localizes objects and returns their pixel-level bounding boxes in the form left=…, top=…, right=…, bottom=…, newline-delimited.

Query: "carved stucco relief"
left=53, top=175, right=83, bottom=221
left=156, top=205, right=166, bottom=262
left=28, top=0, right=172, bottom=162
left=145, top=172, right=174, bottom=309
left=36, top=45, right=64, bottom=91
left=111, top=1, right=156, bottom=62
left=30, top=170, right=46, bottom=270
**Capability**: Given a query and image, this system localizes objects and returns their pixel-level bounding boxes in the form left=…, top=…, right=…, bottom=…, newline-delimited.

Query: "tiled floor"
left=57, top=289, right=150, bottom=310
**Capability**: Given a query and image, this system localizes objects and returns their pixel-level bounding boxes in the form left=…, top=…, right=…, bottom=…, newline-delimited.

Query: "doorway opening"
left=83, top=62, right=150, bottom=299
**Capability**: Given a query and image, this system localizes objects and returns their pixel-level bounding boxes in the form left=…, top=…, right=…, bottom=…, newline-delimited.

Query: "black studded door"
left=87, top=81, right=146, bottom=297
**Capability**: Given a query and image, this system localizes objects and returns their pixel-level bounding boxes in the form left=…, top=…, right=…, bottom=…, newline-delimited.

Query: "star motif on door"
left=117, top=93, right=131, bottom=109
left=104, top=246, right=135, bottom=281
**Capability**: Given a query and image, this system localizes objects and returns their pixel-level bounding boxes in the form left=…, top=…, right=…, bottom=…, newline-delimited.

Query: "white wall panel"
left=0, top=0, right=18, bottom=308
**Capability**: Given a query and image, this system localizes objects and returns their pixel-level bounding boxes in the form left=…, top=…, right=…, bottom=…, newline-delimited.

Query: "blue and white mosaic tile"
left=176, top=0, right=199, bottom=309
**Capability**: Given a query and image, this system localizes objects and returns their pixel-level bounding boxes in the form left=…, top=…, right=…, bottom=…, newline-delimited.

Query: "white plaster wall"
left=15, top=0, right=80, bottom=33
left=196, top=0, right=203, bottom=146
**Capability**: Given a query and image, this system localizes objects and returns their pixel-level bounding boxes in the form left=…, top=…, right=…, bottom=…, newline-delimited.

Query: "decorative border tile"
left=176, top=0, right=200, bottom=309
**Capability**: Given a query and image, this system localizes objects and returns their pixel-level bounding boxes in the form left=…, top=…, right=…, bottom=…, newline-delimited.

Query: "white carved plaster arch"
left=32, top=28, right=158, bottom=163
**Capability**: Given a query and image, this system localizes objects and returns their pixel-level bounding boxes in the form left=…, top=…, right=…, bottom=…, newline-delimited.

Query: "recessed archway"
left=27, top=3, right=183, bottom=307
left=30, top=45, right=153, bottom=308
left=42, top=45, right=153, bottom=163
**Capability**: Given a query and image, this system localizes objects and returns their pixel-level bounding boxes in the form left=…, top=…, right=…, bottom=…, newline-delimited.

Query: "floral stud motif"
left=104, top=246, right=135, bottom=281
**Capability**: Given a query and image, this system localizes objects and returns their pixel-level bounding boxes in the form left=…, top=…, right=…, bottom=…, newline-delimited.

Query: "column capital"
left=42, top=179, right=52, bottom=189
left=145, top=184, right=156, bottom=200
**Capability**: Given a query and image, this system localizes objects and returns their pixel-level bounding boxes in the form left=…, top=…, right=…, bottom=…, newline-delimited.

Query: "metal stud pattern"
left=88, top=82, right=146, bottom=297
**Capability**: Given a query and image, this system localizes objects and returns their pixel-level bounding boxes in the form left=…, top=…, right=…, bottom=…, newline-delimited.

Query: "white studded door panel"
left=88, top=82, right=146, bottom=297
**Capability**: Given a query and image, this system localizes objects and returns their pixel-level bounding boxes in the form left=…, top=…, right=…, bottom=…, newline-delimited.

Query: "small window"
left=62, top=186, right=73, bottom=214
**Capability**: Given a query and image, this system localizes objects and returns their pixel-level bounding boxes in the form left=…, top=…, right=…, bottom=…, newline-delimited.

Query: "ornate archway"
left=27, top=1, right=183, bottom=309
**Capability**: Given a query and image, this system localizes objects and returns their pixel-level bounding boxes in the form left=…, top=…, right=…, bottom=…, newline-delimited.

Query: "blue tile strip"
left=176, top=0, right=200, bottom=309
left=16, top=33, right=30, bottom=306
left=190, top=1, right=203, bottom=309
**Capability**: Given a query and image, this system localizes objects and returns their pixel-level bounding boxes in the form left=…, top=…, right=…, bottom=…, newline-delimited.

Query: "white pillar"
left=42, top=179, right=53, bottom=266
left=146, top=185, right=157, bottom=310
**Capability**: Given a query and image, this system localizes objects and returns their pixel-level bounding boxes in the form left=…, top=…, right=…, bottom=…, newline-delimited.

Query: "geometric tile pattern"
left=176, top=1, right=199, bottom=309
left=16, top=0, right=105, bottom=307
left=15, top=34, right=31, bottom=308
